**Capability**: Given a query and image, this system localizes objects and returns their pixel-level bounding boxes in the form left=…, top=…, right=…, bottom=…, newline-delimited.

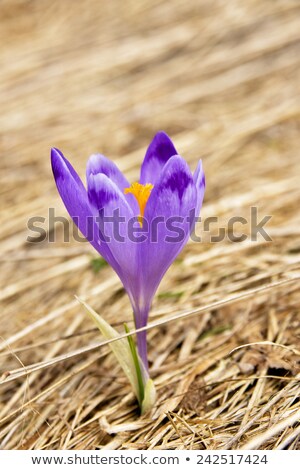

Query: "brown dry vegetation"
left=0, top=0, right=300, bottom=450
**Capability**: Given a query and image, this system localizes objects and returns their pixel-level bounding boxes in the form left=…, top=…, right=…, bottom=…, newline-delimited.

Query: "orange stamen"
left=124, top=182, right=154, bottom=225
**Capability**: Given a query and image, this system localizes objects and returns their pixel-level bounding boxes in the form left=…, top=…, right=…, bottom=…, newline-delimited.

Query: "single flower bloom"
left=51, top=131, right=205, bottom=371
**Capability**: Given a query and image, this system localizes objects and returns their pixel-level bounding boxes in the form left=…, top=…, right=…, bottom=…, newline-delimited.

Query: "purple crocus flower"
left=51, top=132, right=205, bottom=372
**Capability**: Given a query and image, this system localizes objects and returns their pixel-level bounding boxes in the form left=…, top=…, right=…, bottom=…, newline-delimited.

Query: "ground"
left=0, top=0, right=300, bottom=450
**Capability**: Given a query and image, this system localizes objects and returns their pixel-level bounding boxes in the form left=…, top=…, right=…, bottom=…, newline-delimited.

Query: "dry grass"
left=1, top=0, right=300, bottom=450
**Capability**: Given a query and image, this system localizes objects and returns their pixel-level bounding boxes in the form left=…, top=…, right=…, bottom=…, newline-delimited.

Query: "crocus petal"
left=193, top=159, right=206, bottom=222
left=87, top=172, right=138, bottom=296
left=51, top=148, right=119, bottom=272
left=134, top=155, right=198, bottom=324
left=139, top=131, right=178, bottom=185
left=87, top=153, right=139, bottom=215
left=86, top=153, right=129, bottom=192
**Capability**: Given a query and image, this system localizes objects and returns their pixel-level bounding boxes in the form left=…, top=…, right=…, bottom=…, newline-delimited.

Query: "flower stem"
left=136, top=329, right=148, bottom=373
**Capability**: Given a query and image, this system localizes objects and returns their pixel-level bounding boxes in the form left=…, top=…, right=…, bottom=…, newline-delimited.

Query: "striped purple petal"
left=193, top=159, right=206, bottom=218
left=86, top=153, right=139, bottom=215
left=87, top=172, right=138, bottom=288
left=51, top=148, right=126, bottom=285
left=140, top=131, right=178, bottom=185
left=134, top=156, right=197, bottom=319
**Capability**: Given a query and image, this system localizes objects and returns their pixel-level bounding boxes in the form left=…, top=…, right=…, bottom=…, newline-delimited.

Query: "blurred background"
left=1, top=0, right=300, bottom=450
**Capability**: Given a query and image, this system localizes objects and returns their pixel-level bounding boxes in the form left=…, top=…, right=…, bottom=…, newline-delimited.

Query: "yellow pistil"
left=124, top=182, right=154, bottom=225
